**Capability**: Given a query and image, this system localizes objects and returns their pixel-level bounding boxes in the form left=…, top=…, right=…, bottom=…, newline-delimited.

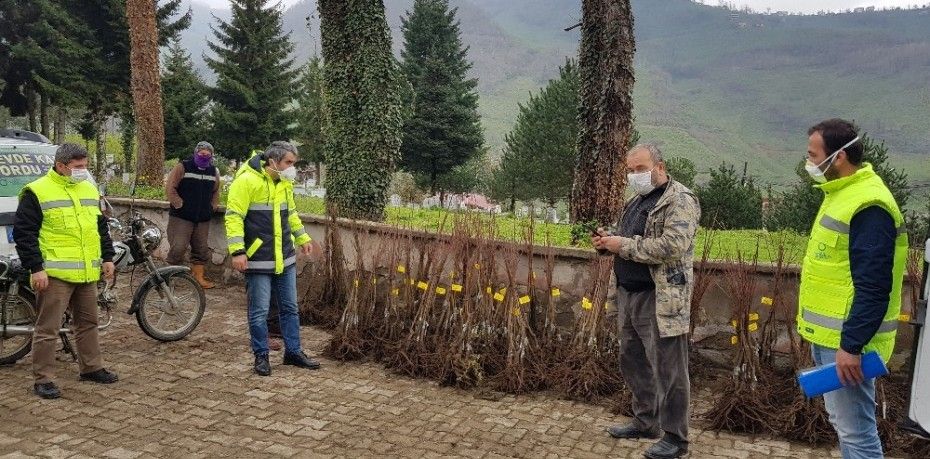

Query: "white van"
left=0, top=130, right=57, bottom=257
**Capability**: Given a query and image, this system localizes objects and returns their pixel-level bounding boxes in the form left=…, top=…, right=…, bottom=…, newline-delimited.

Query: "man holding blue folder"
left=797, top=119, right=908, bottom=459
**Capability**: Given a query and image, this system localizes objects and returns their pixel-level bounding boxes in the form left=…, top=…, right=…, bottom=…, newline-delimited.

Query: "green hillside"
left=181, top=0, right=930, bottom=187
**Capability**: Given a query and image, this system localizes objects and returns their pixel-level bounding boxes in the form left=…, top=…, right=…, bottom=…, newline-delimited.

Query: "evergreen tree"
left=162, top=39, right=209, bottom=162
left=696, top=162, right=764, bottom=230
left=497, top=59, right=580, bottom=207
left=294, top=56, right=326, bottom=177
left=665, top=157, right=696, bottom=189
left=399, top=0, right=483, bottom=197
left=206, top=0, right=297, bottom=160
left=319, top=0, right=404, bottom=220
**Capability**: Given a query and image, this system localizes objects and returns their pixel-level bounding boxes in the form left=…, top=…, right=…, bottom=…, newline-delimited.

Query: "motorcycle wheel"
left=135, top=271, right=205, bottom=342
left=0, top=290, right=36, bottom=365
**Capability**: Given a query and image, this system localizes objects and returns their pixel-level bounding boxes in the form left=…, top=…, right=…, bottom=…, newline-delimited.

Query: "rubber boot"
left=191, top=264, right=215, bottom=289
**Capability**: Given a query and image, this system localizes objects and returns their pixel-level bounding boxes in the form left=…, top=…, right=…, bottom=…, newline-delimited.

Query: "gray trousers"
left=617, top=286, right=690, bottom=443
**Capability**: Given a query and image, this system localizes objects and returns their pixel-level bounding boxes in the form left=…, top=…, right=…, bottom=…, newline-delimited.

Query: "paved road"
left=0, top=285, right=845, bottom=458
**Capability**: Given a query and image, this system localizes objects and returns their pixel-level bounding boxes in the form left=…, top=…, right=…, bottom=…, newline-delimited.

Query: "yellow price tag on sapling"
left=519, top=295, right=531, bottom=305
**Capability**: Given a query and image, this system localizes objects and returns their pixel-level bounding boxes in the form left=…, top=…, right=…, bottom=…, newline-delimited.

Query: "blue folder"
left=798, top=350, right=888, bottom=398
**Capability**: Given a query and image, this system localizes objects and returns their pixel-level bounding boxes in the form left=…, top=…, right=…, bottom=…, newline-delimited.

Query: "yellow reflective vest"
left=224, top=153, right=311, bottom=274
left=21, top=170, right=103, bottom=283
left=797, top=164, right=908, bottom=362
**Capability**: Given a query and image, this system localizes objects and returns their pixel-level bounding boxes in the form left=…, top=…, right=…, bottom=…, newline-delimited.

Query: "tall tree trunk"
left=95, top=118, right=107, bottom=180
left=26, top=87, right=37, bottom=132
left=39, top=91, right=50, bottom=139
left=54, top=107, right=66, bottom=144
left=570, top=0, right=636, bottom=225
left=126, top=0, right=166, bottom=187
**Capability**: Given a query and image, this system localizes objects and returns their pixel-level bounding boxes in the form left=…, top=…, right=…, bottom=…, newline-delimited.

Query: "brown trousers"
left=166, top=215, right=211, bottom=265
left=33, top=278, right=103, bottom=384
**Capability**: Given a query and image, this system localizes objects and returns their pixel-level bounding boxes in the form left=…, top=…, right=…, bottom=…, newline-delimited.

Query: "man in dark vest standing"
left=165, top=141, right=221, bottom=289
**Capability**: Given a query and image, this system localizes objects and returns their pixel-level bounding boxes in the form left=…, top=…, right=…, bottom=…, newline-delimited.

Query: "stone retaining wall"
left=108, top=198, right=919, bottom=364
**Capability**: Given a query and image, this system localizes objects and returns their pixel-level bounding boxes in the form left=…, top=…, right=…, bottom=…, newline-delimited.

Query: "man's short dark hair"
left=808, top=118, right=863, bottom=165
left=55, top=143, right=88, bottom=166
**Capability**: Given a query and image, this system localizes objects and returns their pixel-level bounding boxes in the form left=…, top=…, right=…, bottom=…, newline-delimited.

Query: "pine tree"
left=206, top=0, right=297, bottom=160
left=498, top=60, right=580, bottom=207
left=399, top=0, right=483, bottom=198
left=319, top=0, right=404, bottom=220
left=696, top=162, right=764, bottom=230
left=162, top=39, right=209, bottom=162
left=294, top=56, right=326, bottom=179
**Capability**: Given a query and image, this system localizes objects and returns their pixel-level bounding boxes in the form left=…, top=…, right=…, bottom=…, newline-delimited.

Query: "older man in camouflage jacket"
left=593, top=143, right=701, bottom=459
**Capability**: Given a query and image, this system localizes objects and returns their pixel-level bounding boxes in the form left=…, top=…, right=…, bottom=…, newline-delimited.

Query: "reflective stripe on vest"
left=797, top=164, right=907, bottom=362
left=183, top=172, right=217, bottom=181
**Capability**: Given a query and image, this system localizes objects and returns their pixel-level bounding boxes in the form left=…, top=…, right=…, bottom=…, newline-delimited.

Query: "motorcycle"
left=0, top=199, right=206, bottom=364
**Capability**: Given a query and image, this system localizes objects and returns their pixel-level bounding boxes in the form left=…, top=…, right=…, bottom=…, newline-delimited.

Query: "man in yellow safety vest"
left=14, top=143, right=118, bottom=399
left=798, top=119, right=908, bottom=459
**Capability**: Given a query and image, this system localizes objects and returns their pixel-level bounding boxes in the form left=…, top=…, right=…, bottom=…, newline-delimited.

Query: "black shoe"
left=607, top=424, right=662, bottom=439
left=254, top=354, right=271, bottom=376
left=644, top=436, right=688, bottom=459
left=34, top=382, right=61, bottom=399
left=79, top=369, right=118, bottom=384
left=283, top=351, right=321, bottom=370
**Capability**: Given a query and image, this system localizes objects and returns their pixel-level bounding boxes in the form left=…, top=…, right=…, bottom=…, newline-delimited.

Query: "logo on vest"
left=815, top=242, right=829, bottom=260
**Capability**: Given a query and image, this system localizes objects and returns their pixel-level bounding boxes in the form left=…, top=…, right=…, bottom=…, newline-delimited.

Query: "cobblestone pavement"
left=0, top=285, right=852, bottom=458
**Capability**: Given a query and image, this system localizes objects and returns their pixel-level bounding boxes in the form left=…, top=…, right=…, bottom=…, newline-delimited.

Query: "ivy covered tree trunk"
left=570, top=0, right=636, bottom=225
left=319, top=0, right=404, bottom=220
left=126, top=0, right=166, bottom=187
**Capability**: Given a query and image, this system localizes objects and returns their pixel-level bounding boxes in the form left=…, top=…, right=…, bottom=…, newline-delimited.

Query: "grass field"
left=107, top=183, right=807, bottom=263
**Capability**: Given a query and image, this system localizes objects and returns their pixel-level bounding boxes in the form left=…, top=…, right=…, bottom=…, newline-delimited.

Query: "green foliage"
left=419, top=149, right=488, bottom=196
left=765, top=134, right=912, bottom=234
left=206, top=0, right=297, bottom=160
left=862, top=136, right=910, bottom=209
left=665, top=156, right=696, bottom=189
left=696, top=162, right=764, bottom=230
left=162, top=39, right=209, bottom=162
left=399, top=0, right=484, bottom=195
left=764, top=160, right=821, bottom=233
left=390, top=172, right=426, bottom=204
left=320, top=0, right=404, bottom=220
left=494, top=59, right=580, bottom=207
left=293, top=56, right=326, bottom=167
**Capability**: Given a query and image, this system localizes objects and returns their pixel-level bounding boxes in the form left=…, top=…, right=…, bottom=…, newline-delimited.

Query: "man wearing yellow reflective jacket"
left=225, top=141, right=321, bottom=376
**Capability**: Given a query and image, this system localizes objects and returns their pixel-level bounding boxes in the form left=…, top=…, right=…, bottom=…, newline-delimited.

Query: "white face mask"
left=627, top=170, right=655, bottom=196
left=271, top=160, right=297, bottom=182
left=805, top=136, right=860, bottom=184
left=67, top=167, right=93, bottom=184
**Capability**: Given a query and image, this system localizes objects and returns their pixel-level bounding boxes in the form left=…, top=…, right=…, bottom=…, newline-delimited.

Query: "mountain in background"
left=178, top=0, right=930, bottom=186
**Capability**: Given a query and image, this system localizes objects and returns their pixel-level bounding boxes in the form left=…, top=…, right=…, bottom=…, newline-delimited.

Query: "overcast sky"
left=196, top=0, right=919, bottom=13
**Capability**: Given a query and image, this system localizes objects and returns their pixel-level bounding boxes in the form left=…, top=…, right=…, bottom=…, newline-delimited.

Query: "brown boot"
left=191, top=264, right=215, bottom=289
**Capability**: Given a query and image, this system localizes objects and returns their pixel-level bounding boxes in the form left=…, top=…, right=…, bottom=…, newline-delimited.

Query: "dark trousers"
left=617, top=286, right=690, bottom=443
left=166, top=216, right=211, bottom=265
